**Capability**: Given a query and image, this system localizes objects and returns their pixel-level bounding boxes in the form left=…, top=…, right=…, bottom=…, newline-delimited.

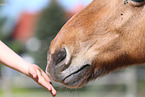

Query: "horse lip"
left=62, top=64, right=90, bottom=84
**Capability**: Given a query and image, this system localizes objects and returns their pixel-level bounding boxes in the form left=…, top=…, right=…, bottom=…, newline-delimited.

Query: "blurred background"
left=0, top=0, right=145, bottom=97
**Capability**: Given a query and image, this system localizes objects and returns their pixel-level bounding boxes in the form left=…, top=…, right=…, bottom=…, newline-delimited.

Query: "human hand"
left=28, top=64, right=57, bottom=97
left=0, top=41, right=56, bottom=96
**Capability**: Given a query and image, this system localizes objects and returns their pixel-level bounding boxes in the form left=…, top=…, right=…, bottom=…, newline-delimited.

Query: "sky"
left=0, top=0, right=92, bottom=17
left=58, top=0, right=92, bottom=11
left=0, top=0, right=92, bottom=32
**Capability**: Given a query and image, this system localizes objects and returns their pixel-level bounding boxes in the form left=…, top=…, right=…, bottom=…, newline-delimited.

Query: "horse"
left=46, top=0, right=145, bottom=88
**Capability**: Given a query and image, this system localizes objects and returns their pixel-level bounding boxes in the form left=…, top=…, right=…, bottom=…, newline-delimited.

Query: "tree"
left=34, top=0, right=66, bottom=70
left=0, top=0, right=3, bottom=4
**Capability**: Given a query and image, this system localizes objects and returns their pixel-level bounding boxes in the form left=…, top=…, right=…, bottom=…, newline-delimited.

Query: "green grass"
left=0, top=86, right=127, bottom=97
left=0, top=82, right=145, bottom=97
left=0, top=89, right=2, bottom=97
left=0, top=88, right=52, bottom=97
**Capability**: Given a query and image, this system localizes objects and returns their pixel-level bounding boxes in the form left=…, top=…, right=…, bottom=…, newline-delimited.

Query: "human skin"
left=0, top=40, right=56, bottom=97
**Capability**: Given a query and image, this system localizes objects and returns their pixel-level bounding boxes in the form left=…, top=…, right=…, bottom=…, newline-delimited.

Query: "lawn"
left=0, top=85, right=127, bottom=97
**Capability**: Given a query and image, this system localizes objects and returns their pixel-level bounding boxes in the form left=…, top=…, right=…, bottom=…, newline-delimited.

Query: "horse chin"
left=46, top=56, right=91, bottom=88
left=58, top=65, right=90, bottom=88
left=63, top=78, right=87, bottom=89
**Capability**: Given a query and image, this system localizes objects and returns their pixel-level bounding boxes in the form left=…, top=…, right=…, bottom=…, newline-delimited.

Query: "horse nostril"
left=53, top=48, right=66, bottom=65
left=129, top=0, right=145, bottom=6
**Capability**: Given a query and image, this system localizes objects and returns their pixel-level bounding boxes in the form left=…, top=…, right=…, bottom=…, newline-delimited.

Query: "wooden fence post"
left=125, top=67, right=137, bottom=97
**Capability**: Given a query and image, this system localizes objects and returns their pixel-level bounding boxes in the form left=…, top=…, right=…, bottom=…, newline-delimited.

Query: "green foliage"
left=0, top=18, right=24, bottom=54
left=34, top=0, right=67, bottom=70
left=0, top=17, right=6, bottom=40
left=0, top=0, right=3, bottom=4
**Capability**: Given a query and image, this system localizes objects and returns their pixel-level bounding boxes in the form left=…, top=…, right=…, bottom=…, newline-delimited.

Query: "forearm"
left=0, top=40, right=30, bottom=76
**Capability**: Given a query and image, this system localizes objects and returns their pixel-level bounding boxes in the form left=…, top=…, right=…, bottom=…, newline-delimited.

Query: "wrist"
left=24, top=62, right=32, bottom=77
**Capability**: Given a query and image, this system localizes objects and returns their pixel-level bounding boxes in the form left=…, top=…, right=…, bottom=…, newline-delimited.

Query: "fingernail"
left=50, top=82, right=53, bottom=85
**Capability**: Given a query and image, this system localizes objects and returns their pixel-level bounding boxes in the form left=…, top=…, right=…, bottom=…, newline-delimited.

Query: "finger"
left=51, top=85, right=57, bottom=96
left=41, top=71, right=57, bottom=95
left=47, top=82, right=57, bottom=96
left=41, top=71, right=51, bottom=82
left=38, top=76, right=57, bottom=96
left=36, top=73, right=53, bottom=92
left=36, top=69, right=52, bottom=87
left=33, top=64, right=50, bottom=82
left=33, top=65, right=57, bottom=96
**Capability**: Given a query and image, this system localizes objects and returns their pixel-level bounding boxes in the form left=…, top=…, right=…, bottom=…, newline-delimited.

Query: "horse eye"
left=128, top=0, right=145, bottom=6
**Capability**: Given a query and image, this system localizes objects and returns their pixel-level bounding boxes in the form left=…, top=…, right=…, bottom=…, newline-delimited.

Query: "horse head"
left=46, top=0, right=145, bottom=88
